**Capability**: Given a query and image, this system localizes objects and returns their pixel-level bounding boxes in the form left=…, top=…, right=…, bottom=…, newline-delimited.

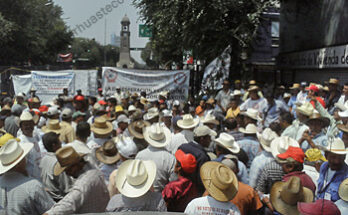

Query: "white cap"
left=194, top=125, right=217, bottom=137
left=16, top=92, right=25, bottom=98
left=162, top=109, right=172, bottom=117
left=61, top=108, right=72, bottom=118
left=128, top=105, right=136, bottom=112
left=117, top=114, right=130, bottom=124
left=116, top=136, right=138, bottom=159
left=173, top=100, right=180, bottom=106
left=47, top=106, right=59, bottom=116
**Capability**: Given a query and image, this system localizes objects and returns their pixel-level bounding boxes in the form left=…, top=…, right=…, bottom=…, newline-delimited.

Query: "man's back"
left=0, top=171, right=54, bottom=214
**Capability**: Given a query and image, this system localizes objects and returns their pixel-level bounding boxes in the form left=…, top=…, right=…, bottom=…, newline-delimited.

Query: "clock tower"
left=117, top=15, right=134, bottom=68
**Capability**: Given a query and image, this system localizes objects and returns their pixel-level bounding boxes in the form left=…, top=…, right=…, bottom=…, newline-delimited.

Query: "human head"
left=20, top=112, right=34, bottom=137
left=193, top=125, right=216, bottom=148
left=279, top=112, right=293, bottom=129
left=222, top=79, right=230, bottom=90
left=42, top=132, right=61, bottom=152
left=55, top=147, right=86, bottom=178
left=76, top=121, right=91, bottom=141
left=325, top=151, right=346, bottom=171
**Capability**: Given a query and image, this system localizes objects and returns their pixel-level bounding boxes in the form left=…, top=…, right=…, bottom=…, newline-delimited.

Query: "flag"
left=57, top=53, right=73, bottom=62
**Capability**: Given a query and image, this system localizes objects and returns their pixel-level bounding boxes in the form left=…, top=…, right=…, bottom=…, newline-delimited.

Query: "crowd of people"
left=0, top=78, right=347, bottom=215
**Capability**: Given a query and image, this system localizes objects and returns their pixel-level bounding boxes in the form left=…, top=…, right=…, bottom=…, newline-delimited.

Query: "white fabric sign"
left=11, top=74, right=32, bottom=95
left=102, top=67, right=190, bottom=101
left=32, top=71, right=75, bottom=95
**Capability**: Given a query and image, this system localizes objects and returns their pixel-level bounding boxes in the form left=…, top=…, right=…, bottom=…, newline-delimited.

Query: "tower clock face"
left=123, top=26, right=128, bottom=31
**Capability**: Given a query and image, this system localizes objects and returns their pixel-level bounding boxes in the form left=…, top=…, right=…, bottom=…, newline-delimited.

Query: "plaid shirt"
left=249, top=151, right=274, bottom=188
left=256, top=160, right=284, bottom=194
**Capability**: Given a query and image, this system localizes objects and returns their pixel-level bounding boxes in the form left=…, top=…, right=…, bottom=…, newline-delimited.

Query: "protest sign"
left=31, top=71, right=75, bottom=95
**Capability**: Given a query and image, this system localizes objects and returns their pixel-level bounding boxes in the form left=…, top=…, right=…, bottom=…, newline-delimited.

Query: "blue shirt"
left=259, top=99, right=289, bottom=127
left=317, top=161, right=348, bottom=202
left=301, top=132, right=328, bottom=153
left=238, top=136, right=260, bottom=169
left=249, top=151, right=274, bottom=188
left=287, top=95, right=297, bottom=118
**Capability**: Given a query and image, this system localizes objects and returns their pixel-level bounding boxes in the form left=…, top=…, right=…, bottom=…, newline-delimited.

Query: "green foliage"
left=134, top=0, right=278, bottom=70
left=0, top=13, right=15, bottom=44
left=0, top=0, right=72, bottom=65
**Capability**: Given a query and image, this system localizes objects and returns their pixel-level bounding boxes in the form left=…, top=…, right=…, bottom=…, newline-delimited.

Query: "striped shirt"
left=256, top=160, right=284, bottom=194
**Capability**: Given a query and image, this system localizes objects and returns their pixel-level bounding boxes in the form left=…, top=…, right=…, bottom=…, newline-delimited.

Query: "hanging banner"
left=11, top=74, right=32, bottom=96
left=31, top=71, right=75, bottom=95
left=102, top=67, right=190, bottom=101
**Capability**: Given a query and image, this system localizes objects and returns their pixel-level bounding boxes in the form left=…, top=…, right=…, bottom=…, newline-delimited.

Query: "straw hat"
left=339, top=178, right=348, bottom=201
left=257, top=128, right=279, bottom=152
left=128, top=120, right=150, bottom=139
left=143, top=107, right=159, bottom=121
left=239, top=123, right=258, bottom=134
left=240, top=108, right=261, bottom=121
left=270, top=176, right=314, bottom=215
left=206, top=98, right=215, bottom=105
left=115, top=159, right=156, bottom=198
left=54, top=146, right=86, bottom=176
left=0, top=139, right=33, bottom=174
left=19, top=111, right=34, bottom=122
left=249, top=80, right=256, bottom=85
left=296, top=103, right=314, bottom=117
left=193, top=125, right=217, bottom=137
left=177, top=114, right=200, bottom=129
left=91, top=117, right=113, bottom=136
left=305, top=110, right=330, bottom=128
left=200, top=161, right=239, bottom=202
left=41, top=119, right=64, bottom=134
left=128, top=105, right=136, bottom=113
left=270, top=136, right=299, bottom=158
left=214, top=133, right=240, bottom=154
left=0, top=105, right=11, bottom=114
left=305, top=148, right=327, bottom=162
left=143, top=123, right=171, bottom=148
left=325, top=138, right=348, bottom=155
left=202, top=113, right=219, bottom=125
left=329, top=78, right=339, bottom=85
left=115, top=135, right=138, bottom=159
left=248, top=85, right=259, bottom=92
left=140, top=97, right=149, bottom=105
left=0, top=133, right=20, bottom=147
left=337, top=123, right=348, bottom=133
left=95, top=141, right=121, bottom=165
left=289, top=83, right=300, bottom=89
left=283, top=93, right=291, bottom=99
left=230, top=90, right=242, bottom=97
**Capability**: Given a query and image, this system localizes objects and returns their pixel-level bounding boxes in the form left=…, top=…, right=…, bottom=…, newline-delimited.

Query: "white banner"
left=11, top=74, right=32, bottom=96
left=102, top=67, right=190, bottom=101
left=32, top=71, right=75, bottom=95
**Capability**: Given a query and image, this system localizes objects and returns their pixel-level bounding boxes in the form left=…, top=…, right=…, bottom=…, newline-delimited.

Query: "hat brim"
left=128, top=121, right=150, bottom=139
left=143, top=113, right=159, bottom=121
left=270, top=181, right=314, bottom=215
left=337, top=124, right=348, bottom=133
left=91, top=122, right=114, bottom=136
left=177, top=118, right=200, bottom=129
left=239, top=127, right=257, bottom=134
left=240, top=112, right=261, bottom=121
left=270, top=138, right=299, bottom=158
left=95, top=150, right=121, bottom=165
left=53, top=153, right=86, bottom=176
left=215, top=140, right=240, bottom=154
left=339, top=178, right=348, bottom=201
left=256, top=132, right=272, bottom=152
left=143, top=125, right=172, bottom=148
left=200, top=161, right=239, bottom=202
left=0, top=142, right=33, bottom=175
left=203, top=119, right=220, bottom=126
left=305, top=117, right=330, bottom=128
left=41, top=126, right=64, bottom=134
left=115, top=160, right=156, bottom=198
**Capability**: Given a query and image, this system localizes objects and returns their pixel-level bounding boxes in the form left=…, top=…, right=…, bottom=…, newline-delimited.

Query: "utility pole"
left=104, top=18, right=107, bottom=66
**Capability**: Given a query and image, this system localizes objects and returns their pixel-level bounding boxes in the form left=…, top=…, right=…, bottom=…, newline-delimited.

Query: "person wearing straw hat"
left=288, top=83, right=300, bottom=116
left=106, top=159, right=167, bottom=212
left=298, top=199, right=341, bottom=215
left=238, top=123, right=260, bottom=168
left=115, top=114, right=130, bottom=136
left=249, top=128, right=278, bottom=188
left=46, top=146, right=109, bottom=214
left=335, top=178, right=348, bottom=213
left=96, top=140, right=121, bottom=184
left=59, top=108, right=75, bottom=144
left=4, top=104, right=23, bottom=137
left=160, top=109, right=173, bottom=130
left=270, top=176, right=314, bottom=215
left=326, top=78, right=341, bottom=114
left=162, top=149, right=198, bottom=212
left=202, top=112, right=220, bottom=130
left=39, top=132, right=73, bottom=202
left=256, top=136, right=299, bottom=194
left=184, top=161, right=241, bottom=215
left=0, top=139, right=55, bottom=214
left=240, top=85, right=265, bottom=111
left=143, top=107, right=160, bottom=124
left=317, top=138, right=348, bottom=202
left=136, top=123, right=176, bottom=192
left=128, top=120, right=150, bottom=151
left=17, top=111, right=42, bottom=180
left=87, top=116, right=113, bottom=149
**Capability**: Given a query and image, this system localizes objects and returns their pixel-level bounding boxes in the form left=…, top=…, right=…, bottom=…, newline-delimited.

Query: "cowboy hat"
left=240, top=108, right=261, bottom=121
left=329, top=78, right=339, bottom=84
left=270, top=136, right=299, bottom=158
left=161, top=109, right=172, bottom=118
left=214, top=133, right=240, bottom=154
left=325, top=138, right=348, bottom=155
left=248, top=85, right=259, bottom=92
left=0, top=139, right=33, bottom=174
left=54, top=146, right=86, bottom=176
left=19, top=111, right=34, bottom=122
left=143, top=123, right=171, bottom=148
left=337, top=123, right=348, bottom=133
left=115, top=135, right=138, bottom=159
left=305, top=148, right=327, bottom=162
left=177, top=114, right=200, bottom=129
left=283, top=93, right=291, bottom=99
left=115, top=159, right=156, bottom=198
left=305, top=110, right=330, bottom=128
left=200, top=161, right=239, bottom=202
left=194, top=125, right=217, bottom=137
left=270, top=176, right=314, bottom=215
left=128, top=120, right=150, bottom=139
left=239, top=123, right=258, bottom=134
left=128, top=105, right=136, bottom=113
left=339, top=178, right=348, bottom=201
left=202, top=113, right=219, bottom=125
left=0, top=133, right=20, bottom=147
left=230, top=90, right=242, bottom=97
left=140, top=97, right=149, bottom=105
left=289, top=83, right=300, bottom=89
left=41, top=119, right=65, bottom=134
left=143, top=107, right=159, bottom=121
left=257, top=128, right=278, bottom=152
left=296, top=102, right=314, bottom=117
left=91, top=117, right=113, bottom=136
left=95, top=140, right=121, bottom=165
left=338, top=110, right=348, bottom=118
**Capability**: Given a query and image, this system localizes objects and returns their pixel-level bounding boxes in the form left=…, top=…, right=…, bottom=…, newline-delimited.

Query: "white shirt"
left=296, top=90, right=308, bottom=105
left=335, top=199, right=348, bottom=214
left=185, top=196, right=241, bottom=215
left=303, top=165, right=320, bottom=188
left=166, top=131, right=189, bottom=154
left=240, top=97, right=265, bottom=111
left=338, top=95, right=348, bottom=110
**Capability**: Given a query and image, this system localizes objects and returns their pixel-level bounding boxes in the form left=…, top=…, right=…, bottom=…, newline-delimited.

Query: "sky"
left=53, top=0, right=149, bottom=64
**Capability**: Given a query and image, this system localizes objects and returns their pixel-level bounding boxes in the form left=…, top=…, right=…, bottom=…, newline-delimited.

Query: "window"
left=271, top=21, right=279, bottom=38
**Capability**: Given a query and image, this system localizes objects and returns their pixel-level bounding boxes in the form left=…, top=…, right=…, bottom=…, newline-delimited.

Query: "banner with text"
left=32, top=71, right=75, bottom=95
left=102, top=67, right=190, bottom=101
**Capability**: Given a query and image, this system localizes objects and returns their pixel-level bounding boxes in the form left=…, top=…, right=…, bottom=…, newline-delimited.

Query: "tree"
left=0, top=0, right=72, bottom=65
left=133, top=0, right=278, bottom=75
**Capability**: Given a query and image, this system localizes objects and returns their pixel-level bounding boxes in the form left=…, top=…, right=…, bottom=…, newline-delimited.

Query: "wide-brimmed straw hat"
left=140, top=97, right=149, bottom=105
left=194, top=125, right=217, bottom=137
left=337, top=123, right=348, bottom=133
left=143, top=107, right=159, bottom=121
left=200, top=161, right=239, bottom=202
left=270, top=176, right=314, bottom=215
left=41, top=119, right=65, bottom=134
left=329, top=78, right=339, bottom=84
left=0, top=139, right=33, bottom=174
left=143, top=123, right=171, bottom=148
left=270, top=136, right=299, bottom=158
left=339, top=178, right=348, bottom=201
left=115, top=159, right=156, bottom=198
left=19, top=111, right=33, bottom=122
left=91, top=117, right=113, bottom=136
left=305, top=110, right=330, bottom=128
left=128, top=120, right=150, bottom=139
left=95, top=141, right=121, bottom=165
left=115, top=135, right=138, bottom=159
left=248, top=85, right=259, bottom=92
left=177, top=114, right=200, bottom=129
left=296, top=103, right=314, bottom=117
left=202, top=113, right=219, bottom=125
left=289, top=83, right=300, bottom=89
left=325, top=138, right=348, bottom=155
left=214, top=133, right=240, bottom=154
left=257, top=128, right=279, bottom=152
left=239, top=123, right=258, bottom=134
left=54, top=146, right=86, bottom=176
left=240, top=108, right=261, bottom=121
